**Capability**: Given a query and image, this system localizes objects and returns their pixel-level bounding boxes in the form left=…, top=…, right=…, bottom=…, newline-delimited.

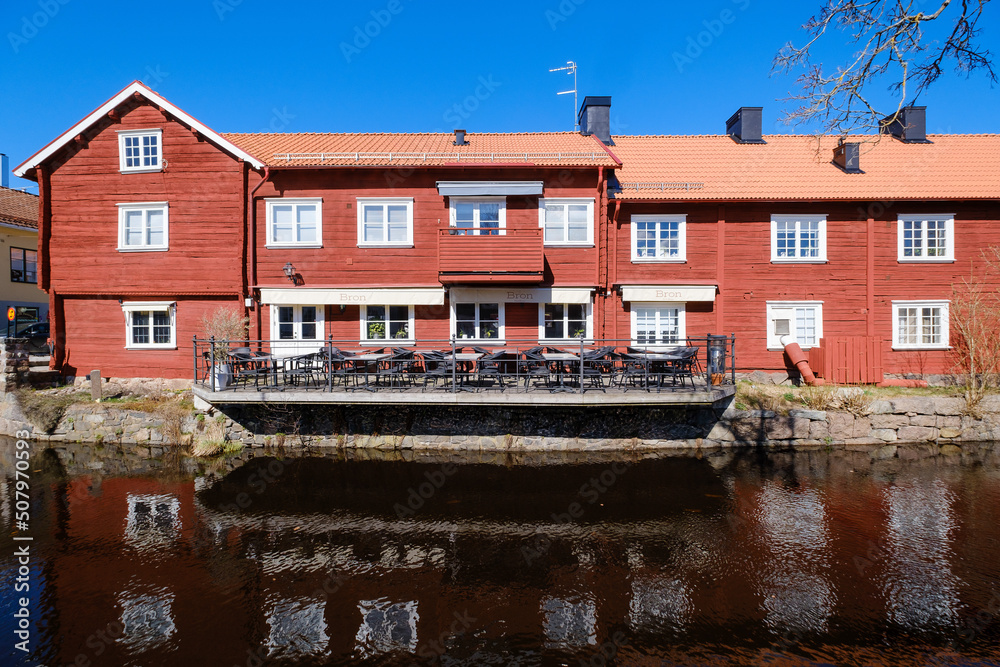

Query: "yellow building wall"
left=0, top=226, right=47, bottom=320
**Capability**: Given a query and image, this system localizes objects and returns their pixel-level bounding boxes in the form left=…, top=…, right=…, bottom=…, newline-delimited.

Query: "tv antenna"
left=549, top=61, right=578, bottom=130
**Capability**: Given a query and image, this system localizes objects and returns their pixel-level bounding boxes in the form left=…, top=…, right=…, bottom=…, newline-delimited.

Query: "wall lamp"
left=282, top=262, right=297, bottom=284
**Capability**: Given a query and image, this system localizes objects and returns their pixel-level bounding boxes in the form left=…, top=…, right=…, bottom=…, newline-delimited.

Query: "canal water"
left=3, top=440, right=1000, bottom=666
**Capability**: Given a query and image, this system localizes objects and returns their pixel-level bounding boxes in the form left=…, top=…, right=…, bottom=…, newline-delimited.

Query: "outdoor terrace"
left=191, top=337, right=736, bottom=407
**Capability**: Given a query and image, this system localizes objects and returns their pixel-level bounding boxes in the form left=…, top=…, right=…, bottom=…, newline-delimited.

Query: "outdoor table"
left=344, top=352, right=391, bottom=391
left=541, top=352, right=580, bottom=392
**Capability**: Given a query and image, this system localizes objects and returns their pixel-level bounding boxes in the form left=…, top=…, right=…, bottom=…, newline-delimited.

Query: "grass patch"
left=15, top=388, right=88, bottom=434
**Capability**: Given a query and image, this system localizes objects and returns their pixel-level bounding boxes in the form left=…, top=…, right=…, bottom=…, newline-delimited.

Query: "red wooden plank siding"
left=437, top=228, right=543, bottom=281
left=811, top=337, right=884, bottom=384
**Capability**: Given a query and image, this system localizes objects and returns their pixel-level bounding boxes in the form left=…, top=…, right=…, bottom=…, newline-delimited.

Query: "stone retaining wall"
left=0, top=338, right=29, bottom=392
left=4, top=390, right=1000, bottom=452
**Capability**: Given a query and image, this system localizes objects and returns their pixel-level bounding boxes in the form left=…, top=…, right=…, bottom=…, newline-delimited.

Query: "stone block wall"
left=0, top=338, right=29, bottom=392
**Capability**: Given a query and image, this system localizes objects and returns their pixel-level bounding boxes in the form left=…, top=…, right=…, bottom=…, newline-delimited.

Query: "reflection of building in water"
left=118, top=588, right=177, bottom=652
left=266, top=597, right=330, bottom=659
left=125, top=493, right=181, bottom=549
left=883, top=480, right=959, bottom=629
left=355, top=598, right=419, bottom=658
left=755, top=483, right=834, bottom=634
left=628, top=575, right=692, bottom=632
left=543, top=596, right=597, bottom=649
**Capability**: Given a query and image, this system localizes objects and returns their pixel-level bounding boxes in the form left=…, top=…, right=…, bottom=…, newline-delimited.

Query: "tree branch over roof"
left=772, top=0, right=996, bottom=135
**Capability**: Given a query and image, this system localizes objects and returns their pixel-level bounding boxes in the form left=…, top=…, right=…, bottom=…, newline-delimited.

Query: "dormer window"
left=119, top=129, right=163, bottom=172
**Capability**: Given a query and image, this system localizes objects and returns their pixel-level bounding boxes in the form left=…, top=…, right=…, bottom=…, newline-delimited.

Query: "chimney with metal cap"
left=726, top=107, right=765, bottom=143
left=833, top=141, right=862, bottom=173
left=578, top=96, right=613, bottom=145
left=880, top=106, right=929, bottom=143
left=453, top=129, right=467, bottom=146
left=0, top=154, right=8, bottom=189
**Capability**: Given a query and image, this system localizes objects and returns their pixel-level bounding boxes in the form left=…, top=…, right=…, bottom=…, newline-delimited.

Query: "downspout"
left=596, top=166, right=605, bottom=339
left=611, top=199, right=621, bottom=344
left=249, top=166, right=271, bottom=340
left=782, top=337, right=824, bottom=386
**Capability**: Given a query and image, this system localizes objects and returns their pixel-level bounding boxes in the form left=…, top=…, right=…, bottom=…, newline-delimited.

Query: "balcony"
left=437, top=227, right=544, bottom=284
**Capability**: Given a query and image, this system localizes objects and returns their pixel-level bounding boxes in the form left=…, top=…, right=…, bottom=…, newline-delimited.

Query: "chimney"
left=880, top=106, right=929, bottom=143
left=726, top=107, right=765, bottom=144
left=578, top=96, right=613, bottom=145
left=833, top=141, right=862, bottom=173
left=453, top=129, right=467, bottom=146
left=1, top=154, right=8, bottom=188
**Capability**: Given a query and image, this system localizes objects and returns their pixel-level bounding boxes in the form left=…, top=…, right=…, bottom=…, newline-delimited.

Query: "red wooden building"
left=13, top=82, right=1000, bottom=380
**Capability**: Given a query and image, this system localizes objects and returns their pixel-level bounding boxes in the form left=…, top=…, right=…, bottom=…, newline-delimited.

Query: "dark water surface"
left=3, top=439, right=1000, bottom=666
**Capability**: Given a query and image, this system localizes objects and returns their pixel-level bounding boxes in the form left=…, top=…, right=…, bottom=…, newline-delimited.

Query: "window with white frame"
left=274, top=305, right=322, bottom=341
left=539, top=198, right=594, bottom=246
left=893, top=301, right=949, bottom=349
left=357, top=198, right=414, bottom=246
left=118, top=202, right=168, bottom=251
left=453, top=302, right=502, bottom=341
left=118, top=129, right=162, bottom=172
left=771, top=215, right=826, bottom=262
left=631, top=215, right=686, bottom=262
left=266, top=199, right=322, bottom=248
left=450, top=198, right=505, bottom=236
left=630, top=303, right=685, bottom=346
left=362, top=305, right=414, bottom=343
left=540, top=303, right=590, bottom=340
left=766, top=302, right=823, bottom=349
left=898, top=215, right=954, bottom=262
left=122, top=302, right=175, bottom=349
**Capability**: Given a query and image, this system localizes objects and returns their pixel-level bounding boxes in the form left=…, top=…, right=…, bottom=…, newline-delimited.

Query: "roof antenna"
left=549, top=61, right=578, bottom=131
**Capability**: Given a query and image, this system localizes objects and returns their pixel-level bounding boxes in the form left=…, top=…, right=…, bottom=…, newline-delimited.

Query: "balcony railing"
left=437, top=227, right=544, bottom=283
left=192, top=335, right=736, bottom=395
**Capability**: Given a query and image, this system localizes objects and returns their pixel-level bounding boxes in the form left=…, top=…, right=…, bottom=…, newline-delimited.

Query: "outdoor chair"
left=519, top=350, right=552, bottom=389
left=230, top=351, right=272, bottom=390
left=581, top=348, right=613, bottom=392
left=421, top=350, right=464, bottom=391
left=282, top=353, right=322, bottom=389
left=376, top=350, right=417, bottom=390
left=475, top=351, right=508, bottom=391
left=620, top=353, right=650, bottom=392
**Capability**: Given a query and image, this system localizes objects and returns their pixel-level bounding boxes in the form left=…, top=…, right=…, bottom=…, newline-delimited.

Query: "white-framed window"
left=771, top=215, right=826, bottom=262
left=449, top=197, right=505, bottom=236
left=898, top=215, right=954, bottom=262
left=118, top=129, right=163, bottom=173
left=452, top=302, right=503, bottom=342
left=270, top=305, right=324, bottom=357
left=892, top=300, right=949, bottom=349
left=539, top=198, right=594, bottom=246
left=357, top=198, right=414, bottom=247
left=118, top=202, right=168, bottom=251
left=266, top=198, right=322, bottom=248
left=122, top=302, right=176, bottom=349
left=631, top=214, right=686, bottom=262
left=362, top=305, right=414, bottom=344
left=766, top=302, right=823, bottom=349
left=540, top=303, right=591, bottom=341
left=630, top=303, right=685, bottom=347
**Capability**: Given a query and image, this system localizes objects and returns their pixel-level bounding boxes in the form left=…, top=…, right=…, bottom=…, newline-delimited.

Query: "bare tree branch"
left=773, top=0, right=996, bottom=135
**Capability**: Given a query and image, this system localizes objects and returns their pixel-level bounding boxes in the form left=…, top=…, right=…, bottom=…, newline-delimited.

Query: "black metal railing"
left=192, top=335, right=736, bottom=395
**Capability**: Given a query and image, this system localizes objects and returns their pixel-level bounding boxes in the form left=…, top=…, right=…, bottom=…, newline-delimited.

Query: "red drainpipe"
left=248, top=167, right=271, bottom=339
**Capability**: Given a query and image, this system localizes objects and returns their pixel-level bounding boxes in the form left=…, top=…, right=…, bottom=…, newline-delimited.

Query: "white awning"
left=259, top=287, right=445, bottom=306
left=436, top=181, right=544, bottom=196
left=449, top=287, right=593, bottom=304
left=620, top=285, right=716, bottom=302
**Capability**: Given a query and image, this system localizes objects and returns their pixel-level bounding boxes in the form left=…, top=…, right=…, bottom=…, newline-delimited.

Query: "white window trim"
left=538, top=302, right=593, bottom=344
left=357, top=197, right=414, bottom=248
left=121, top=301, right=176, bottom=350
left=770, top=214, right=827, bottom=263
left=450, top=301, right=506, bottom=344
left=538, top=197, right=595, bottom=247
left=448, top=197, right=507, bottom=235
left=360, top=304, right=415, bottom=346
left=117, top=202, right=169, bottom=252
left=892, top=300, right=950, bottom=350
left=630, top=214, right=687, bottom=263
left=629, top=302, right=686, bottom=348
left=265, top=198, right=323, bottom=249
left=897, top=214, right=955, bottom=263
left=766, top=301, right=823, bottom=350
left=269, top=305, right=325, bottom=341
left=118, top=128, right=163, bottom=173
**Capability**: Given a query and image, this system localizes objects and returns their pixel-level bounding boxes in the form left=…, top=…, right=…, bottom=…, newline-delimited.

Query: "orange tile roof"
left=0, top=186, right=38, bottom=229
left=221, top=132, right=620, bottom=168
left=610, top=134, right=1000, bottom=201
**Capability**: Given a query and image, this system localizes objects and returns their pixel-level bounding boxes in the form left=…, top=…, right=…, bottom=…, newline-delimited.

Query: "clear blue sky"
left=2, top=0, right=997, bottom=193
